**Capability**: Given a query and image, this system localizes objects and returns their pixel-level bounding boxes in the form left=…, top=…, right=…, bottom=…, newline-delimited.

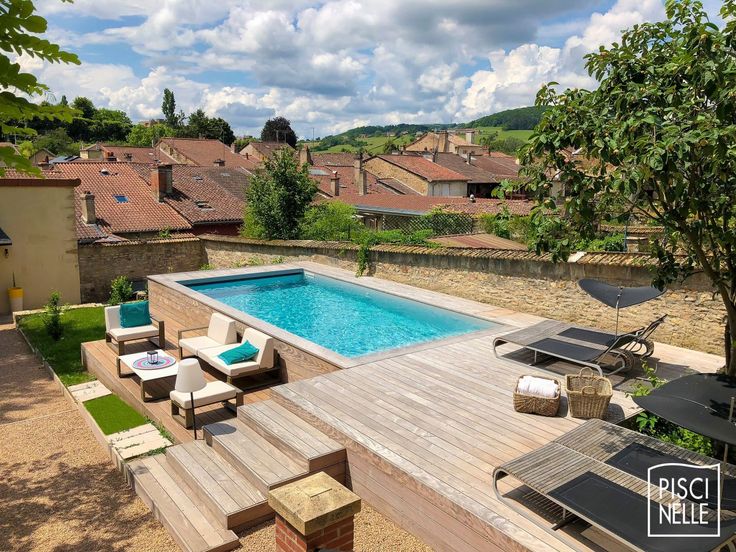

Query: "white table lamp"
left=175, top=358, right=207, bottom=439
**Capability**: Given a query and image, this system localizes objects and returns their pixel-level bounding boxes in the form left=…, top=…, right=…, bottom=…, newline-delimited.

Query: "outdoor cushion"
left=207, top=313, right=237, bottom=345
left=180, top=335, right=221, bottom=357
left=240, top=328, right=275, bottom=369
left=108, top=325, right=159, bottom=341
left=119, top=301, right=151, bottom=328
left=218, top=341, right=259, bottom=365
left=170, top=380, right=237, bottom=409
left=104, top=305, right=121, bottom=331
left=199, top=346, right=262, bottom=377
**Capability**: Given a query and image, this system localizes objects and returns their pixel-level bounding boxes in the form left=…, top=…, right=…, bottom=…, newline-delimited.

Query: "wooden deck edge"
left=271, top=387, right=542, bottom=552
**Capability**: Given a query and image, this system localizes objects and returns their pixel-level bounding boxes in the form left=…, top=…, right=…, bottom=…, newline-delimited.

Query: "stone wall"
left=364, top=157, right=428, bottom=194
left=78, top=238, right=204, bottom=302
left=201, top=234, right=725, bottom=356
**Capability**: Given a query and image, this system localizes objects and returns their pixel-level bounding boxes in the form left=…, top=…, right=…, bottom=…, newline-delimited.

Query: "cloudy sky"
left=24, top=0, right=723, bottom=138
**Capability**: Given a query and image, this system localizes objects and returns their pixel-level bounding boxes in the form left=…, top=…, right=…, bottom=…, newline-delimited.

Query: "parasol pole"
left=615, top=287, right=623, bottom=337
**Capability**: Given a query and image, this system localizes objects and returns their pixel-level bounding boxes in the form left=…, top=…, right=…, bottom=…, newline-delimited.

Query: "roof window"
left=195, top=200, right=213, bottom=210
left=113, top=194, right=129, bottom=203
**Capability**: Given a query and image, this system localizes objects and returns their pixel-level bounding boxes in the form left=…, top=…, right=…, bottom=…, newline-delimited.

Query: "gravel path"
left=0, top=320, right=177, bottom=552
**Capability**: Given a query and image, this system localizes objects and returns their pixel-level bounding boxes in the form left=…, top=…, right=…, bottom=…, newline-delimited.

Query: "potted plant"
left=7, top=272, right=23, bottom=312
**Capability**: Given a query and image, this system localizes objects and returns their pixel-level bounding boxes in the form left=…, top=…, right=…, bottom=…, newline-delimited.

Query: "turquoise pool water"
left=186, top=271, right=495, bottom=358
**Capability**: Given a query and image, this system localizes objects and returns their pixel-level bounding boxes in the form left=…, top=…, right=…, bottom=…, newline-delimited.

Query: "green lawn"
left=18, top=306, right=105, bottom=386
left=472, top=126, right=534, bottom=141
left=84, top=394, right=147, bottom=435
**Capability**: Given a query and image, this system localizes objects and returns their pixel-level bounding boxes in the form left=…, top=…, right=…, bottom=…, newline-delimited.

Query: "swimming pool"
left=185, top=271, right=495, bottom=358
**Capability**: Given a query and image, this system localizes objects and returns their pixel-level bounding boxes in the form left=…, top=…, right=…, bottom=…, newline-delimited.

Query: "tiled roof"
left=245, top=141, right=292, bottom=158
left=131, top=164, right=246, bottom=225
left=472, top=155, right=521, bottom=180
left=52, top=163, right=191, bottom=237
left=374, top=155, right=468, bottom=182
left=101, top=145, right=157, bottom=164
left=432, top=153, right=507, bottom=184
left=309, top=165, right=384, bottom=197
left=375, top=178, right=420, bottom=195
left=310, top=153, right=357, bottom=167
left=158, top=138, right=259, bottom=172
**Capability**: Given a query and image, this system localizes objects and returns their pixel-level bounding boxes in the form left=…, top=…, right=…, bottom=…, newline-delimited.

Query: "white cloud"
left=25, top=0, right=708, bottom=136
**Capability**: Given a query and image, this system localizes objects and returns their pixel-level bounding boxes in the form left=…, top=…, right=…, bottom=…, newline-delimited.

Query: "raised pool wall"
left=199, top=234, right=725, bottom=357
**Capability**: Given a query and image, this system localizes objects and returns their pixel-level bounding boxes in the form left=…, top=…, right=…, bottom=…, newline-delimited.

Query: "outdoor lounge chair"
left=492, top=316, right=666, bottom=376
left=493, top=419, right=736, bottom=552
left=177, top=312, right=238, bottom=359
left=198, top=327, right=277, bottom=385
left=104, top=304, right=165, bottom=355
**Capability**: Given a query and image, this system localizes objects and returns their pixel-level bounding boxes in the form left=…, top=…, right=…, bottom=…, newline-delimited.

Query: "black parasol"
left=578, top=278, right=665, bottom=335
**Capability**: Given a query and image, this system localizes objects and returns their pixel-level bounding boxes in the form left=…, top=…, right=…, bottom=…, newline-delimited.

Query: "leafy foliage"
left=245, top=148, right=317, bottom=239
left=300, top=201, right=362, bottom=241
left=42, top=291, right=65, bottom=341
left=162, top=88, right=177, bottom=127
left=0, top=0, right=80, bottom=175
left=185, top=108, right=235, bottom=145
left=108, top=276, right=133, bottom=305
left=126, top=123, right=177, bottom=146
left=261, top=116, right=298, bottom=148
left=32, top=128, right=77, bottom=155
left=466, top=106, right=548, bottom=130
left=515, top=0, right=736, bottom=372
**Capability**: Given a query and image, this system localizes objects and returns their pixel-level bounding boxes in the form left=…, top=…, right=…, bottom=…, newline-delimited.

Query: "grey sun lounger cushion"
left=558, top=327, right=635, bottom=347
left=606, top=442, right=736, bottom=510
left=548, top=472, right=736, bottom=552
left=526, top=338, right=604, bottom=363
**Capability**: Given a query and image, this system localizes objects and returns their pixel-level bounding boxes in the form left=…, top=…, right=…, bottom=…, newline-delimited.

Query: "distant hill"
left=465, top=106, right=547, bottom=131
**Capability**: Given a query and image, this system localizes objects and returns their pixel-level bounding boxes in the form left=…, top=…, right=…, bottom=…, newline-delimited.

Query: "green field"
left=302, top=126, right=533, bottom=154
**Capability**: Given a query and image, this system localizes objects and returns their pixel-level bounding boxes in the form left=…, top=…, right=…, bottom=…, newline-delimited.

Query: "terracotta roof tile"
left=472, top=155, right=521, bottom=180
left=431, top=152, right=512, bottom=184
left=330, top=192, right=533, bottom=216
left=244, top=141, right=292, bottom=158
left=310, top=153, right=357, bottom=167
left=374, top=155, right=468, bottom=182
left=431, top=232, right=527, bottom=250
left=158, top=138, right=259, bottom=172
left=101, top=145, right=158, bottom=164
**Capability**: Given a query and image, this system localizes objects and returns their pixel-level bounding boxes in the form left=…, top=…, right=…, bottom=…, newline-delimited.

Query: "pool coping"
left=149, top=262, right=513, bottom=370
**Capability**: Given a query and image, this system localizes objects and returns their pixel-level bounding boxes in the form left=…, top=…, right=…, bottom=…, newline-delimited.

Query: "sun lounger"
left=492, top=317, right=665, bottom=375
left=178, top=312, right=238, bottom=359
left=493, top=419, right=736, bottom=552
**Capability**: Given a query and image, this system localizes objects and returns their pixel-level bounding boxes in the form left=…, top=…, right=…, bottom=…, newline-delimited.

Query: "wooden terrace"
left=81, top=262, right=724, bottom=551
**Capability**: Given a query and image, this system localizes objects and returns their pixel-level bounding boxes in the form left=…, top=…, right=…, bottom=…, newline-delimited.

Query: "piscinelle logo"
left=647, top=462, right=721, bottom=538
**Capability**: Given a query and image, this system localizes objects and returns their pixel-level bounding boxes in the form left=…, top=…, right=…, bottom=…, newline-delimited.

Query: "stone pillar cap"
left=268, top=472, right=361, bottom=535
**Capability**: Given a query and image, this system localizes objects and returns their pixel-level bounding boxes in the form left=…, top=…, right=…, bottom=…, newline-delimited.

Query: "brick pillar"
left=269, top=472, right=361, bottom=552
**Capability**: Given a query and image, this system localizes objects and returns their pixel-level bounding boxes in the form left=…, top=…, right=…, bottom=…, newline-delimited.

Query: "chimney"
left=80, top=191, right=96, bottom=224
left=213, top=158, right=225, bottom=167
left=151, top=164, right=173, bottom=202
left=438, top=130, right=448, bottom=153
left=244, top=152, right=249, bottom=160
left=432, top=148, right=438, bottom=163
left=354, top=154, right=367, bottom=195
left=299, top=145, right=312, bottom=166
left=123, top=152, right=133, bottom=162
left=330, top=171, right=340, bottom=197
left=465, top=130, right=474, bottom=144
left=104, top=150, right=116, bottom=162
left=466, top=152, right=472, bottom=165
left=230, top=142, right=236, bottom=153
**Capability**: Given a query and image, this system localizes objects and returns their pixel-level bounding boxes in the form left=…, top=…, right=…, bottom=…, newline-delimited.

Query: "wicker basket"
left=565, top=367, right=613, bottom=419
left=513, top=375, right=561, bottom=416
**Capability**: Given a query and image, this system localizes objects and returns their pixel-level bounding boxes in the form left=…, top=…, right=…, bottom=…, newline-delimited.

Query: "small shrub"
left=42, top=291, right=65, bottom=341
left=108, top=276, right=133, bottom=305
left=157, top=228, right=171, bottom=239
left=200, top=263, right=214, bottom=271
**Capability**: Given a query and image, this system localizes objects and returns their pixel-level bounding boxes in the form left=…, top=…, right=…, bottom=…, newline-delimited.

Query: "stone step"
left=166, top=441, right=272, bottom=531
left=204, top=418, right=308, bottom=495
left=237, top=400, right=346, bottom=473
left=127, top=455, right=239, bottom=552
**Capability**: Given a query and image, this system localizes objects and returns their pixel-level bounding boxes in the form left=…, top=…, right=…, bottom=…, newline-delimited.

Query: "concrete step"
left=167, top=441, right=272, bottom=531
left=237, top=400, right=346, bottom=473
left=127, top=454, right=239, bottom=552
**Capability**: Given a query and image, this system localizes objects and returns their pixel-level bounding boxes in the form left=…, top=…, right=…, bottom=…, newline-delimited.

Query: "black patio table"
left=634, top=373, right=736, bottom=447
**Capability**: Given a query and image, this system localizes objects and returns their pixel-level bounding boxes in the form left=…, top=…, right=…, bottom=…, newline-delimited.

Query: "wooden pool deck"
left=84, top=263, right=724, bottom=551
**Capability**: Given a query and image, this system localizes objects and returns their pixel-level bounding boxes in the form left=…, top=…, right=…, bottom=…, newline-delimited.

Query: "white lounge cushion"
left=104, top=305, right=121, bottom=331
left=179, top=335, right=221, bottom=357
left=170, top=380, right=238, bottom=409
left=241, top=328, right=275, bottom=369
left=108, top=325, right=159, bottom=341
left=199, top=346, right=262, bottom=377
left=207, top=313, right=237, bottom=345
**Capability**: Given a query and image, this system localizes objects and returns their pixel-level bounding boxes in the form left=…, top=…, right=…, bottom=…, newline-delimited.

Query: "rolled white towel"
left=517, top=375, right=558, bottom=398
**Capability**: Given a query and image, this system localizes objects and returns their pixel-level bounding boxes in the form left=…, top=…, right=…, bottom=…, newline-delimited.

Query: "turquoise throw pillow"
left=218, top=341, right=259, bottom=365
left=119, top=301, right=151, bottom=328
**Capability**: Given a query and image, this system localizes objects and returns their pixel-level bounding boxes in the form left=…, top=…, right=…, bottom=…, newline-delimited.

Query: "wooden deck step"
left=204, top=418, right=308, bottom=495
left=237, top=399, right=346, bottom=472
left=127, top=454, right=239, bottom=552
left=166, top=441, right=272, bottom=531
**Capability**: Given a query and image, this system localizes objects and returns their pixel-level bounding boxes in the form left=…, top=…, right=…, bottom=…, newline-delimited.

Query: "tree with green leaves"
left=88, top=108, right=131, bottom=142
left=261, top=116, right=297, bottom=148
left=67, top=96, right=95, bottom=141
left=516, top=0, right=736, bottom=374
left=245, top=148, right=316, bottom=239
left=0, top=0, right=79, bottom=174
left=162, top=88, right=176, bottom=126
left=127, top=122, right=177, bottom=146
left=184, top=109, right=235, bottom=145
